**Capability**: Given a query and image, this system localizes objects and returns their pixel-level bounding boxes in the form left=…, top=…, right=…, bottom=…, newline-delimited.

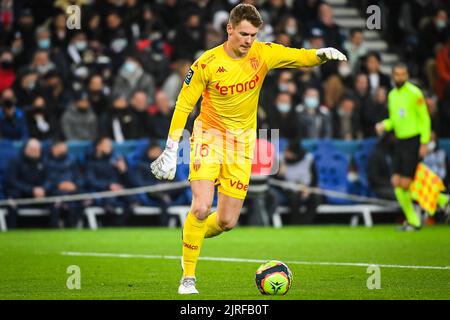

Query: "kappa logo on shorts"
left=184, top=68, right=194, bottom=85
left=230, top=179, right=248, bottom=191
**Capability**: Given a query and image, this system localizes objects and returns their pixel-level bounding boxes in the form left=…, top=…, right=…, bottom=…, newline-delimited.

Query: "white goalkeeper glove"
left=150, top=137, right=178, bottom=180
left=316, top=47, right=347, bottom=62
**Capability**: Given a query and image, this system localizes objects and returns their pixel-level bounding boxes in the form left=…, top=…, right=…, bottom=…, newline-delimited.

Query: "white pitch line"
left=60, top=251, right=450, bottom=271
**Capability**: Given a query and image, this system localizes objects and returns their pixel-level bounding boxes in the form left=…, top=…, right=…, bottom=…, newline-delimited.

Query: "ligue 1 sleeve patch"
left=417, top=96, right=424, bottom=106
left=184, top=68, right=194, bottom=85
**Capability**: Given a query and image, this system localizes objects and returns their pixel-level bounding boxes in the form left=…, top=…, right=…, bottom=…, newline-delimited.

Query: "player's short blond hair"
left=229, top=4, right=263, bottom=28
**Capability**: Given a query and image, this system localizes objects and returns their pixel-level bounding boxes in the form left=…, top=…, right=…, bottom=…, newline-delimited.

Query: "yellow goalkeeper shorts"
left=188, top=132, right=254, bottom=200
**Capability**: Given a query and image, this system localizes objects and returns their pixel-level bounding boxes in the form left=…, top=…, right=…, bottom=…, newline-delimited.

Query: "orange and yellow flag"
left=410, top=163, right=446, bottom=214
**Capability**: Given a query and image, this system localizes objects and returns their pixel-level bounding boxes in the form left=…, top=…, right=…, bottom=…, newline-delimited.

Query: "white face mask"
left=75, top=41, right=87, bottom=51
left=278, top=83, right=289, bottom=92
left=435, top=19, right=447, bottom=30
left=428, top=141, right=436, bottom=151
left=111, top=38, right=128, bottom=53
left=338, top=63, right=352, bottom=77
left=277, top=103, right=291, bottom=113
left=285, top=26, right=297, bottom=36
left=305, top=96, right=319, bottom=109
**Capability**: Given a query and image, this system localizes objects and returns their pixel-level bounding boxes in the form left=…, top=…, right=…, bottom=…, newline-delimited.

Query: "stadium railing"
left=1, top=137, right=449, bottom=230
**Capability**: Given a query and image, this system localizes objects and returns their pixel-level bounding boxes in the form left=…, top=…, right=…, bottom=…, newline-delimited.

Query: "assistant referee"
left=375, top=63, right=440, bottom=231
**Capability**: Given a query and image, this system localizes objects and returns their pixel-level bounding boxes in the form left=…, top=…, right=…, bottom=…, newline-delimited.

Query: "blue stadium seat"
left=126, top=139, right=150, bottom=169
left=353, top=139, right=377, bottom=197
left=0, top=143, right=18, bottom=194
left=314, top=149, right=353, bottom=205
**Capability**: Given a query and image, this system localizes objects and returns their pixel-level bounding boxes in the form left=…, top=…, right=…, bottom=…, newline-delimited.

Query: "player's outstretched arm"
left=316, top=47, right=347, bottom=62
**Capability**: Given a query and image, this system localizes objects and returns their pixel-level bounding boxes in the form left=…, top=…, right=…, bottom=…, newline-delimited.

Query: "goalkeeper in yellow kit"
left=150, top=3, right=347, bottom=294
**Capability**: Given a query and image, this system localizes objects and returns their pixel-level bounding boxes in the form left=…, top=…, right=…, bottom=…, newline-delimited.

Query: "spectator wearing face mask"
left=0, top=50, right=16, bottom=94
left=44, top=139, right=84, bottom=228
left=61, top=91, right=98, bottom=141
left=84, top=137, right=135, bottom=226
left=172, top=10, right=205, bottom=61
left=130, top=91, right=153, bottom=139
left=42, top=70, right=74, bottom=119
left=332, top=96, right=362, bottom=140
left=28, top=49, right=56, bottom=77
left=360, top=86, right=389, bottom=138
left=112, top=56, right=156, bottom=105
left=274, top=139, right=319, bottom=225
left=264, top=70, right=300, bottom=110
left=100, top=95, right=139, bottom=143
left=66, top=31, right=91, bottom=91
left=275, top=15, right=303, bottom=49
left=295, top=66, right=323, bottom=98
left=103, top=10, right=130, bottom=49
left=86, top=74, right=109, bottom=117
left=35, top=26, right=69, bottom=82
left=268, top=92, right=301, bottom=139
left=106, top=30, right=133, bottom=73
left=352, top=73, right=380, bottom=138
left=50, top=13, right=70, bottom=50
left=14, top=70, right=41, bottom=107
left=6, top=138, right=50, bottom=228
left=418, top=8, right=449, bottom=64
left=0, top=89, right=28, bottom=140
left=296, top=87, right=332, bottom=139
left=260, top=0, right=290, bottom=29
left=149, top=90, right=174, bottom=139
left=25, top=95, right=60, bottom=141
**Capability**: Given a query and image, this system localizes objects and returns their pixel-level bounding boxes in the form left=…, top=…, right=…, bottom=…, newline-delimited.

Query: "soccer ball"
left=255, top=260, right=293, bottom=295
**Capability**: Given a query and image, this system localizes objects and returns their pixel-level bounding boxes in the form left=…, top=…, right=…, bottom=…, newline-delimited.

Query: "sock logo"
left=230, top=179, right=248, bottom=191
left=183, top=242, right=199, bottom=250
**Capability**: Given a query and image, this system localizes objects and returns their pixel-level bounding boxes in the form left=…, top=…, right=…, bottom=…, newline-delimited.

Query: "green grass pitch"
left=1, top=225, right=450, bottom=300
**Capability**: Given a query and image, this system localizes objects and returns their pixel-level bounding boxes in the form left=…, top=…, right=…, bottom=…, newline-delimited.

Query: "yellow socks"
left=395, top=187, right=421, bottom=227
left=182, top=212, right=207, bottom=277
left=437, top=193, right=449, bottom=209
left=204, top=212, right=225, bottom=238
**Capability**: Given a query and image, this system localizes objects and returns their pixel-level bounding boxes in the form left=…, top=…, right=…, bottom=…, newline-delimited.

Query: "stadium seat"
left=353, top=146, right=376, bottom=197
left=0, top=144, right=18, bottom=196
left=314, top=148, right=353, bottom=205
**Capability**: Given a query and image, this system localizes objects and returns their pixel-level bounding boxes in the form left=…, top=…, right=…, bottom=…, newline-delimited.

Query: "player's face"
left=227, top=20, right=259, bottom=57
left=392, top=67, right=408, bottom=88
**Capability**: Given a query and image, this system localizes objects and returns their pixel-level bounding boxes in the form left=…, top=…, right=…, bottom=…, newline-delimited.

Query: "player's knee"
left=217, top=216, right=237, bottom=231
left=190, top=203, right=211, bottom=220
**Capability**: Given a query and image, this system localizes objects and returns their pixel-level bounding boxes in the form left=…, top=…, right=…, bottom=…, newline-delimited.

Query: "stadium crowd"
left=0, top=0, right=449, bottom=228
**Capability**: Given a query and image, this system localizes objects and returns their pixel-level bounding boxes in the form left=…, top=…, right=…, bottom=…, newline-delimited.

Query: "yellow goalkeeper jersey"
left=169, top=41, right=322, bottom=141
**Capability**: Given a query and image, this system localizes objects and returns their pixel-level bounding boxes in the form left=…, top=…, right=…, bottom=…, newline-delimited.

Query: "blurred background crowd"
left=0, top=0, right=449, bottom=228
